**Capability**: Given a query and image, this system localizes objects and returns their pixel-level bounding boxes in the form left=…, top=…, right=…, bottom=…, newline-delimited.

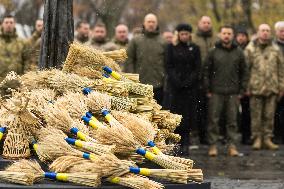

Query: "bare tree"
left=241, top=0, right=255, bottom=32
left=39, top=0, right=74, bottom=69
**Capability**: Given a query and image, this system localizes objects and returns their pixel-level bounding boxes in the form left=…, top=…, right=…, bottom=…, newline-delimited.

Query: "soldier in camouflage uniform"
left=88, top=23, right=117, bottom=51
left=25, top=19, right=43, bottom=71
left=244, top=24, right=284, bottom=150
left=0, top=15, right=27, bottom=83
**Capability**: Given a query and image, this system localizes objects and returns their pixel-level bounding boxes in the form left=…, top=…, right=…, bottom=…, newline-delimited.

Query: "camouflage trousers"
left=207, top=94, right=239, bottom=145
left=250, top=95, right=277, bottom=139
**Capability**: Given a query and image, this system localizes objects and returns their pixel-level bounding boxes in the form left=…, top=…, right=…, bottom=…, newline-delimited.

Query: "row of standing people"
left=122, top=14, right=284, bottom=157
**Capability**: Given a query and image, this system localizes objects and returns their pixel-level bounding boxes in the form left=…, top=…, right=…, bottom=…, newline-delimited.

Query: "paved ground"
left=187, top=144, right=284, bottom=189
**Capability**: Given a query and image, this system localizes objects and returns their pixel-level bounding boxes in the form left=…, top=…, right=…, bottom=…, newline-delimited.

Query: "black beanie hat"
left=235, top=27, right=248, bottom=37
left=176, top=23, right=192, bottom=32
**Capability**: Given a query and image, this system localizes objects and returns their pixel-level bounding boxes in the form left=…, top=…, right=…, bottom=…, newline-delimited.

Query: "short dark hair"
left=93, top=22, right=106, bottom=30
left=76, top=20, right=89, bottom=29
left=219, top=25, right=234, bottom=32
left=1, top=14, right=15, bottom=23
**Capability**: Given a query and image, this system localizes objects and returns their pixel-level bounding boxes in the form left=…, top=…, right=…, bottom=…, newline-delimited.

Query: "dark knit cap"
left=176, top=23, right=192, bottom=32
left=235, top=27, right=248, bottom=37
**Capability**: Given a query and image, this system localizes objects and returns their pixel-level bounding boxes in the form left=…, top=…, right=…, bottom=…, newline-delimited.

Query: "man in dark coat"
left=165, top=23, right=201, bottom=155
left=204, top=25, right=249, bottom=156
left=125, top=13, right=167, bottom=104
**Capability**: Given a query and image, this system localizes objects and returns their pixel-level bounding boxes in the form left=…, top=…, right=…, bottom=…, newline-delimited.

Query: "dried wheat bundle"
left=99, top=110, right=189, bottom=170
left=83, top=88, right=112, bottom=112
left=49, top=156, right=90, bottom=173
left=44, top=104, right=89, bottom=136
left=122, top=73, right=140, bottom=83
left=126, top=82, right=154, bottom=98
left=109, top=173, right=164, bottom=189
left=103, top=66, right=153, bottom=97
left=186, top=169, right=203, bottom=182
left=5, top=159, right=101, bottom=187
left=128, top=167, right=188, bottom=184
left=102, top=49, right=127, bottom=62
left=104, top=110, right=192, bottom=168
left=5, top=160, right=44, bottom=181
left=100, top=79, right=129, bottom=96
left=0, top=71, right=23, bottom=99
left=63, top=42, right=121, bottom=74
left=27, top=89, right=56, bottom=120
left=0, top=171, right=35, bottom=185
left=67, top=65, right=103, bottom=79
left=34, top=132, right=97, bottom=163
left=111, top=96, right=137, bottom=111
left=135, top=105, right=153, bottom=113
left=55, top=92, right=88, bottom=120
left=65, top=138, right=115, bottom=155
left=111, top=110, right=156, bottom=145
left=21, top=70, right=94, bottom=94
left=2, top=128, right=30, bottom=159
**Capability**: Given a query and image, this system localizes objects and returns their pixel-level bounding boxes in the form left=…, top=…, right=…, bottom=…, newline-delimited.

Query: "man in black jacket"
left=204, top=25, right=249, bottom=156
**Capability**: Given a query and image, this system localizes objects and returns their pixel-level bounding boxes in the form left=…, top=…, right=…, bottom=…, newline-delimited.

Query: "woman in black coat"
left=165, top=24, right=201, bottom=155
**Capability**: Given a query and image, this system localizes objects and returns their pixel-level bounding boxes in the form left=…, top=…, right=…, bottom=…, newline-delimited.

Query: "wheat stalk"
left=5, top=160, right=101, bottom=187
left=65, top=137, right=115, bottom=155
left=34, top=132, right=97, bottom=163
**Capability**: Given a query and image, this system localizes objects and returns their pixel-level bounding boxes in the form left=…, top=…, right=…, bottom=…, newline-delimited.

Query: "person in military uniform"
left=88, top=23, right=116, bottom=51
left=0, top=15, right=27, bottom=83
left=204, top=25, right=249, bottom=157
left=112, top=24, right=129, bottom=50
left=25, top=19, right=43, bottom=71
left=245, top=24, right=284, bottom=150
left=74, top=20, right=90, bottom=44
left=125, top=13, right=167, bottom=105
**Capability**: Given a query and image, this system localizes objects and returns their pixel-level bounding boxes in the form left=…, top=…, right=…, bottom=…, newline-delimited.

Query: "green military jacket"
left=245, top=39, right=284, bottom=96
left=125, top=29, right=167, bottom=88
left=0, top=29, right=27, bottom=82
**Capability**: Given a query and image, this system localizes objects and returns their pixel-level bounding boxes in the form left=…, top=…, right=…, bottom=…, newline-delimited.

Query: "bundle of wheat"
left=63, top=43, right=121, bottom=77
left=4, top=159, right=101, bottom=187
left=34, top=131, right=97, bottom=163
left=65, top=138, right=115, bottom=155
left=102, top=49, right=127, bottom=62
left=55, top=92, right=88, bottom=120
left=44, top=103, right=89, bottom=137
left=0, top=71, right=23, bottom=99
left=94, top=110, right=189, bottom=170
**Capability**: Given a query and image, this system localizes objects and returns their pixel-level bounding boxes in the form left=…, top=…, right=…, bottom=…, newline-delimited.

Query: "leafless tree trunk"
left=211, top=0, right=221, bottom=22
left=241, top=0, right=255, bottom=33
left=39, top=0, right=74, bottom=69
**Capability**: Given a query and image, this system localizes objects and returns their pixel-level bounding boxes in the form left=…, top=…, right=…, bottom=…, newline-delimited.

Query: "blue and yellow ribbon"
left=101, top=109, right=113, bottom=123
left=147, top=141, right=162, bottom=155
left=82, top=114, right=104, bottom=129
left=136, top=148, right=156, bottom=161
left=44, top=172, right=68, bottom=182
left=103, top=66, right=122, bottom=80
left=129, top=167, right=151, bottom=176
left=0, top=127, right=7, bottom=141
left=70, top=127, right=87, bottom=141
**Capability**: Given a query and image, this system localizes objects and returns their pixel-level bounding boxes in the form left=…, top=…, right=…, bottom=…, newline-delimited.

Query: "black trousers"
left=274, top=97, right=284, bottom=143
left=240, top=96, right=251, bottom=144
left=197, top=88, right=208, bottom=144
